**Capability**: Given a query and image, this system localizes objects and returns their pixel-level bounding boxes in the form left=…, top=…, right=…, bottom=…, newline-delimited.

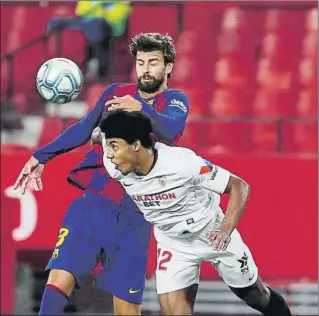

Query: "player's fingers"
left=31, top=178, right=38, bottom=191
left=21, top=174, right=31, bottom=194
left=31, top=177, right=42, bottom=191
left=13, top=167, right=30, bottom=190
left=217, top=235, right=230, bottom=251
left=36, top=177, right=43, bottom=191
left=13, top=173, right=25, bottom=190
left=222, top=237, right=231, bottom=251
left=206, top=231, right=216, bottom=242
left=105, top=99, right=120, bottom=106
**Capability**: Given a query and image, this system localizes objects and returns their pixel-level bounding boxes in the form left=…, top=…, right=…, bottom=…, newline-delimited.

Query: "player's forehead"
left=106, top=138, right=128, bottom=147
left=136, top=50, right=164, bottom=62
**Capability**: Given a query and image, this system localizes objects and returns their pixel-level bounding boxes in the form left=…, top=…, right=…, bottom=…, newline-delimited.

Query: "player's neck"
left=134, top=148, right=156, bottom=176
left=138, top=82, right=168, bottom=99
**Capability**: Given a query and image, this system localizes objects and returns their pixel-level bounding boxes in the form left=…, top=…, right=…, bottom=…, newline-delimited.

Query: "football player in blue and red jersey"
left=13, top=33, right=190, bottom=315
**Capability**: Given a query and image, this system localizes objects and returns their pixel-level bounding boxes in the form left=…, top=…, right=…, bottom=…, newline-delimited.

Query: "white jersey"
left=102, top=142, right=231, bottom=238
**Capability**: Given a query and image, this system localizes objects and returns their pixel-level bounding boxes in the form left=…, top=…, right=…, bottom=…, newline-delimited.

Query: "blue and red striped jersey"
left=33, top=83, right=189, bottom=211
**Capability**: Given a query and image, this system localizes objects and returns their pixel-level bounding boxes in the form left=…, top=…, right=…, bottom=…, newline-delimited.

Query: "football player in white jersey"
left=98, top=110, right=292, bottom=316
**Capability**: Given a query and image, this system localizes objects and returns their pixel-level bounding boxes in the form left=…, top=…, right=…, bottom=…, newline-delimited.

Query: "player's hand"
left=13, top=157, right=44, bottom=194
left=106, top=95, right=143, bottom=112
left=91, top=127, right=102, bottom=145
left=207, top=230, right=231, bottom=251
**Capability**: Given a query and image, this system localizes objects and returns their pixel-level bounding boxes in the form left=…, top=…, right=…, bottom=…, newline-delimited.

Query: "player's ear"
left=165, top=63, right=173, bottom=77
left=133, top=140, right=141, bottom=151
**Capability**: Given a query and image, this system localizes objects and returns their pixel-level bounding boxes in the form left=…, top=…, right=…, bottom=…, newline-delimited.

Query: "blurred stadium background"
left=1, top=1, right=318, bottom=315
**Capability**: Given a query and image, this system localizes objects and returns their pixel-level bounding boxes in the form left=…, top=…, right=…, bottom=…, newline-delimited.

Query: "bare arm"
left=220, top=175, right=250, bottom=235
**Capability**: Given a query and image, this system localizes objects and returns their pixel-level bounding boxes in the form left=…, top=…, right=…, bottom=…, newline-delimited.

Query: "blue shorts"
left=46, top=191, right=151, bottom=304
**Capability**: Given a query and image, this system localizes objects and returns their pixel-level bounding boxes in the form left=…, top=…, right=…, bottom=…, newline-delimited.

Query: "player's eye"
left=150, top=62, right=158, bottom=66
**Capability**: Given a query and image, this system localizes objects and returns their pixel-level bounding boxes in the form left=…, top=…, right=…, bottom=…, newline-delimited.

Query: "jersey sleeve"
left=33, top=83, right=118, bottom=164
left=183, top=150, right=231, bottom=194
left=141, top=91, right=189, bottom=141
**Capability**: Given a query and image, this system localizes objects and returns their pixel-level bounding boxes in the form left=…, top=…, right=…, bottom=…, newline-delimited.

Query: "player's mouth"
left=142, top=77, right=153, bottom=81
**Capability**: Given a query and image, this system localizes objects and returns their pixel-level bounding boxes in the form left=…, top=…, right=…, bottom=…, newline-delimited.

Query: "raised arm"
left=141, top=92, right=189, bottom=141
left=33, top=84, right=117, bottom=164
left=106, top=91, right=189, bottom=142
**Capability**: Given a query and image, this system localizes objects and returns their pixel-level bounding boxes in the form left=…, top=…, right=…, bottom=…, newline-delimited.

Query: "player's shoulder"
left=155, top=143, right=201, bottom=174
left=164, top=88, right=188, bottom=100
left=163, top=89, right=189, bottom=112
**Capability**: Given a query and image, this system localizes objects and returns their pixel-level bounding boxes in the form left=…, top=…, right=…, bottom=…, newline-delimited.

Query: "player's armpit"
left=223, top=174, right=249, bottom=195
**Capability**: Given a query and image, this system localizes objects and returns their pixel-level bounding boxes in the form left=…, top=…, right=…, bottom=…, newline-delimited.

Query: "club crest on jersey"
left=158, top=176, right=167, bottom=187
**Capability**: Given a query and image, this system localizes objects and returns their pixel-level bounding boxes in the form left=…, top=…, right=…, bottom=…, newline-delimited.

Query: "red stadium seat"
left=255, top=57, right=293, bottom=90
left=301, top=31, right=318, bottom=58
left=298, top=56, right=318, bottom=89
left=264, top=9, right=305, bottom=32
left=178, top=120, right=205, bottom=151
left=294, top=89, right=318, bottom=119
left=247, top=120, right=278, bottom=153
left=260, top=31, right=302, bottom=66
left=1, top=5, right=15, bottom=56
left=202, top=120, right=247, bottom=153
left=213, top=56, right=253, bottom=89
left=129, top=5, right=178, bottom=39
left=209, top=88, right=250, bottom=117
left=304, top=8, right=318, bottom=32
left=170, top=30, right=215, bottom=89
left=86, top=84, right=109, bottom=112
left=181, top=89, right=208, bottom=116
left=38, top=117, right=64, bottom=148
left=252, top=89, right=293, bottom=118
left=282, top=120, right=318, bottom=154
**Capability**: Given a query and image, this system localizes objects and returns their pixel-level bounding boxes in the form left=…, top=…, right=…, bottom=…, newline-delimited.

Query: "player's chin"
left=117, top=166, right=130, bottom=175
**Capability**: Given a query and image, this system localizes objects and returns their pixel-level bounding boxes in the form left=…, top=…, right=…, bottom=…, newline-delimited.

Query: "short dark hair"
left=99, top=110, right=154, bottom=148
left=129, top=32, right=176, bottom=78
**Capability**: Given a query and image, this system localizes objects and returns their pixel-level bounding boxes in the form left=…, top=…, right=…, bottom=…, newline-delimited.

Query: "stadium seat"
left=281, top=120, right=318, bottom=154
left=13, top=41, right=49, bottom=95
left=37, top=117, right=64, bottom=148
left=255, top=57, right=293, bottom=90
left=1, top=61, right=8, bottom=96
left=129, top=5, right=178, bottom=39
left=246, top=120, right=278, bottom=153
left=177, top=120, right=205, bottom=151
left=252, top=89, right=293, bottom=118
left=209, top=88, right=250, bottom=117
left=264, top=9, right=305, bottom=32
left=260, top=31, right=302, bottom=66
left=298, top=56, right=318, bottom=89
left=170, top=30, right=215, bottom=89
left=1, top=5, right=15, bottom=56
left=202, top=120, right=247, bottom=153
left=294, top=89, right=318, bottom=119
left=304, top=8, right=318, bottom=32
left=213, top=56, right=253, bottom=89
left=301, top=31, right=317, bottom=58
left=85, top=84, right=108, bottom=112
left=181, top=89, right=208, bottom=116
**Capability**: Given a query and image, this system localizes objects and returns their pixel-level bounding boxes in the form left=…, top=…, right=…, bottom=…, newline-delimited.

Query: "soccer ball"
left=36, top=58, right=83, bottom=104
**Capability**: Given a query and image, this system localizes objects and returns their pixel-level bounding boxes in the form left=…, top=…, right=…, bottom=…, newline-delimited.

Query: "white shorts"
left=154, top=213, right=258, bottom=294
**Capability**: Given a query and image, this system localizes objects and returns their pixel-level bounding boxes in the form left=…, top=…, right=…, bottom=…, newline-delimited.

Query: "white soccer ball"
left=36, top=58, right=83, bottom=104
